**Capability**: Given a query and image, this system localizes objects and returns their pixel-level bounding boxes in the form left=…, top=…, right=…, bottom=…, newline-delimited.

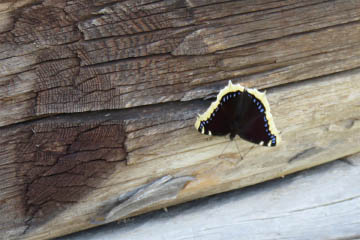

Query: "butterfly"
left=195, top=80, right=281, bottom=147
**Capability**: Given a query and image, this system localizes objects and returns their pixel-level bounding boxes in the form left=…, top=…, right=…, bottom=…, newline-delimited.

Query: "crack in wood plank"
left=92, top=175, right=195, bottom=224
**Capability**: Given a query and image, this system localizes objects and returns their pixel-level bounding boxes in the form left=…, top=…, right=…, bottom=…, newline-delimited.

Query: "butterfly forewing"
left=199, top=92, right=243, bottom=136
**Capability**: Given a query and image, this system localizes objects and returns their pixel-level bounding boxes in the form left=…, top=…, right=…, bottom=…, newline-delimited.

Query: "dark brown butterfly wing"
left=196, top=81, right=280, bottom=147
left=235, top=91, right=277, bottom=146
left=198, top=91, right=243, bottom=136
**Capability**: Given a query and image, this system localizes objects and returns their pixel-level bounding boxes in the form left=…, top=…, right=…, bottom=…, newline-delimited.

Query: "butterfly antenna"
left=243, top=144, right=256, bottom=160
left=232, top=139, right=257, bottom=164
left=233, top=137, right=242, bottom=160
left=218, top=137, right=231, bottom=159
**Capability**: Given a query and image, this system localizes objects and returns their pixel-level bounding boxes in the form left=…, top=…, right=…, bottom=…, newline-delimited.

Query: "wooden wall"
left=1, top=0, right=360, bottom=239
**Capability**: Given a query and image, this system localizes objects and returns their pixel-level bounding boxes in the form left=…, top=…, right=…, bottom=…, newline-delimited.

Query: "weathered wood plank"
left=1, top=68, right=360, bottom=240
left=2, top=0, right=360, bottom=239
left=2, top=0, right=360, bottom=127
left=0, top=100, right=201, bottom=239
left=60, top=153, right=360, bottom=240
left=0, top=119, right=128, bottom=238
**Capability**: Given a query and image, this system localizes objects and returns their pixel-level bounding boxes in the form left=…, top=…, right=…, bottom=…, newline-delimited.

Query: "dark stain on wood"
left=1, top=99, right=204, bottom=236
left=13, top=121, right=126, bottom=233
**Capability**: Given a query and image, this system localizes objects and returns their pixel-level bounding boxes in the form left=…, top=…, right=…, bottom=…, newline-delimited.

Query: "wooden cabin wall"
left=1, top=1, right=360, bottom=239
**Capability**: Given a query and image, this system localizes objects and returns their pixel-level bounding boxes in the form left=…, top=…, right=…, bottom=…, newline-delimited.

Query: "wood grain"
left=1, top=0, right=360, bottom=126
left=1, top=0, right=360, bottom=239
left=59, top=153, right=360, bottom=240
left=1, top=68, right=360, bottom=240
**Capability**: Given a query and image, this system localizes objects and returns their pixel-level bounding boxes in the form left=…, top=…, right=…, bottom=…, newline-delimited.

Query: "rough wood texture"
left=1, top=0, right=360, bottom=239
left=2, top=0, right=360, bottom=126
left=61, top=153, right=360, bottom=240
left=2, top=69, right=360, bottom=240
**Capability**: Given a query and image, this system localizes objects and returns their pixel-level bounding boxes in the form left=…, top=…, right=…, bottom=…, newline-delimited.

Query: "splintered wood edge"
left=194, top=80, right=281, bottom=146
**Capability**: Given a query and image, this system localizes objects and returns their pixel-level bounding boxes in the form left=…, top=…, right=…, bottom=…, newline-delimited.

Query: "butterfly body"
left=195, top=81, right=281, bottom=147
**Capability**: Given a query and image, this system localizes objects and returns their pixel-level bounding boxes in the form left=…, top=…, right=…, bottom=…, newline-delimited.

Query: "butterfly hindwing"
left=235, top=91, right=277, bottom=146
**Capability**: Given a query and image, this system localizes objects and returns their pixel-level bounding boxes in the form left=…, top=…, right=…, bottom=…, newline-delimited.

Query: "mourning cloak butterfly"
left=195, top=81, right=281, bottom=147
